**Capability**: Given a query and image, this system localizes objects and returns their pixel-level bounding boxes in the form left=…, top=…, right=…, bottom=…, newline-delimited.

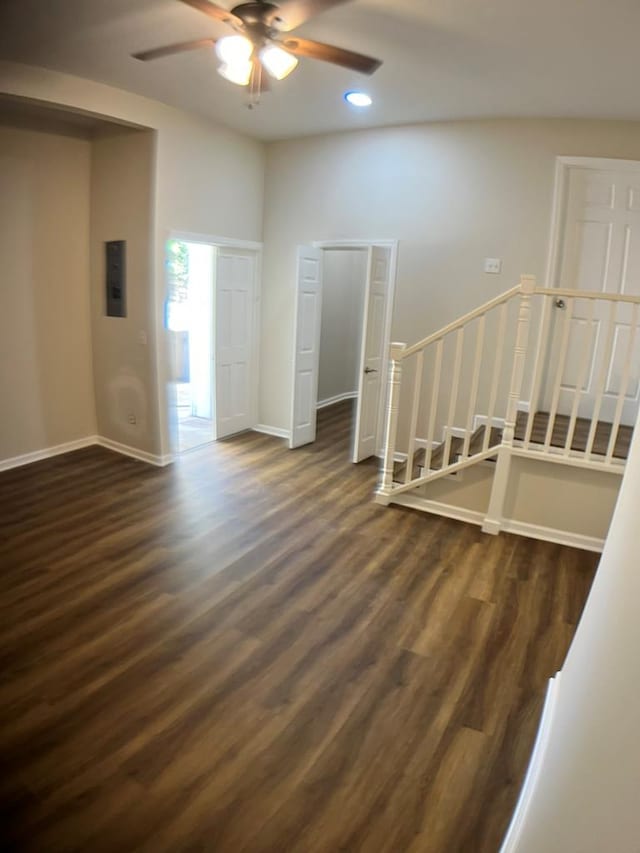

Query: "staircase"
left=377, top=275, right=639, bottom=539
left=394, top=411, right=634, bottom=483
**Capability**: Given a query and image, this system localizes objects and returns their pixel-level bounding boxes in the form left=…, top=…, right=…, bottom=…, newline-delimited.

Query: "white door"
left=290, top=246, right=323, bottom=448
left=215, top=248, right=257, bottom=439
left=545, top=165, right=640, bottom=424
left=353, top=245, right=392, bottom=462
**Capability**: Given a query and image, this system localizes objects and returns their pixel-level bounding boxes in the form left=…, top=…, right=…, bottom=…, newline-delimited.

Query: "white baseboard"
left=253, top=424, right=291, bottom=440
left=388, top=494, right=604, bottom=553
left=95, top=437, right=171, bottom=467
left=500, top=673, right=562, bottom=852
left=501, top=519, right=604, bottom=553
left=316, top=392, right=357, bottom=410
left=389, top=493, right=486, bottom=527
left=0, top=436, right=98, bottom=472
left=1, top=435, right=172, bottom=472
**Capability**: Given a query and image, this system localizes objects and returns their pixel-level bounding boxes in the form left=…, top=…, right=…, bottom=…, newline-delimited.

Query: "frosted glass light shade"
left=260, top=44, right=298, bottom=80
left=217, top=60, right=252, bottom=86
left=216, top=35, right=253, bottom=64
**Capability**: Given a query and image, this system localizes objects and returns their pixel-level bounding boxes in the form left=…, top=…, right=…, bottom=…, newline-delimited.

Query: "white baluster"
left=586, top=301, right=617, bottom=460
left=462, top=315, right=486, bottom=458
left=523, top=294, right=553, bottom=449
left=424, top=339, right=444, bottom=473
left=405, top=351, right=424, bottom=484
left=377, top=342, right=407, bottom=501
left=606, top=303, right=639, bottom=463
left=563, top=298, right=596, bottom=456
left=483, top=303, right=508, bottom=452
left=442, top=328, right=464, bottom=469
left=484, top=275, right=535, bottom=534
left=543, top=297, right=574, bottom=452
left=503, top=276, right=536, bottom=447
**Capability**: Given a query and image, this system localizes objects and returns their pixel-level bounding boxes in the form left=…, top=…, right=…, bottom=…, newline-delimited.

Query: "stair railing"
left=377, top=278, right=528, bottom=502
left=376, top=276, right=640, bottom=518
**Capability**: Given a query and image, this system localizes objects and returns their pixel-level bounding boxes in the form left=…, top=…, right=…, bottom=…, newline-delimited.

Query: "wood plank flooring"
left=0, top=401, right=599, bottom=852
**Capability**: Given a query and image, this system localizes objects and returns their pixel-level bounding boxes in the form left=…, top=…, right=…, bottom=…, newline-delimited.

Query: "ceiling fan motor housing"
left=231, top=2, right=282, bottom=28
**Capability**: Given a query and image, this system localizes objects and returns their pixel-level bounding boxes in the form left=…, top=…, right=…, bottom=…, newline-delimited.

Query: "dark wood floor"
left=0, top=401, right=598, bottom=853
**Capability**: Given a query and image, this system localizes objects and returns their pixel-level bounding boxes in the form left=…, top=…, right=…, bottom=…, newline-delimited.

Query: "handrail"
left=535, top=287, right=640, bottom=305
left=400, top=285, right=522, bottom=359
left=402, top=286, right=640, bottom=363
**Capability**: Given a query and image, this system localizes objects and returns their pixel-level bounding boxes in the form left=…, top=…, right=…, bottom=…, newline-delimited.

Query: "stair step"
left=393, top=425, right=503, bottom=483
left=392, top=410, right=633, bottom=486
left=514, top=411, right=633, bottom=459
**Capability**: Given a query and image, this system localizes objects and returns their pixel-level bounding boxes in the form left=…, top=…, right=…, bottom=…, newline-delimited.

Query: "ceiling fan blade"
left=264, top=0, right=350, bottom=32
left=280, top=37, right=382, bottom=75
left=179, top=0, right=243, bottom=27
left=132, top=37, right=216, bottom=62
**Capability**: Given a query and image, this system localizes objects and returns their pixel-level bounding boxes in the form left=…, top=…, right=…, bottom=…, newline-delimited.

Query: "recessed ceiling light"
left=344, top=91, right=372, bottom=107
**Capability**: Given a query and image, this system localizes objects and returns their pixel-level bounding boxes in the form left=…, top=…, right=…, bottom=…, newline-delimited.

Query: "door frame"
left=528, top=157, right=640, bottom=414
left=166, top=230, right=262, bottom=456
left=304, top=238, right=398, bottom=458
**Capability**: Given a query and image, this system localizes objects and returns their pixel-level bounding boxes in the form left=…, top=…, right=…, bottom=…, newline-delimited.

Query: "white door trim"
left=312, top=239, right=399, bottom=457
left=168, top=230, right=263, bottom=252
left=528, top=157, right=640, bottom=414
left=166, top=232, right=262, bottom=456
left=556, top=156, right=640, bottom=172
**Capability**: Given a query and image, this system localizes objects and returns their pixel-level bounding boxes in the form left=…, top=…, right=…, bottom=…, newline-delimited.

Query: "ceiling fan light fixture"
left=217, top=60, right=253, bottom=86
left=215, top=34, right=253, bottom=64
left=344, top=90, right=372, bottom=107
left=259, top=44, right=299, bottom=80
left=215, top=35, right=253, bottom=86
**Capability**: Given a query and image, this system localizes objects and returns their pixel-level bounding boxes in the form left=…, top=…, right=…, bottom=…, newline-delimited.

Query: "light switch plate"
left=484, top=257, right=502, bottom=274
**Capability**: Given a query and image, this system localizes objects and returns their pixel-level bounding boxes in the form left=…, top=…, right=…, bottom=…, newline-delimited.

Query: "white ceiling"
left=1, top=0, right=639, bottom=141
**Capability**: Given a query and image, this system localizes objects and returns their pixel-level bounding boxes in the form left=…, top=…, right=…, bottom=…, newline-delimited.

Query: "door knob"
left=364, top=367, right=377, bottom=374
left=554, top=298, right=566, bottom=309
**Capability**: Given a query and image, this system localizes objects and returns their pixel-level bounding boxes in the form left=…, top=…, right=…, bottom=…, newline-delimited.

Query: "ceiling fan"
left=133, top=0, right=382, bottom=104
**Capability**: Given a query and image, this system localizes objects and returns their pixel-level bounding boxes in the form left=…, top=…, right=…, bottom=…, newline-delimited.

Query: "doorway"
left=540, top=158, right=640, bottom=425
left=166, top=235, right=261, bottom=454
left=290, top=241, right=397, bottom=461
left=167, top=239, right=215, bottom=453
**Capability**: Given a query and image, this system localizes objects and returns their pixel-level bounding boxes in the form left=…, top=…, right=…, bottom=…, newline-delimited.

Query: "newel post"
left=376, top=342, right=407, bottom=504
left=503, top=275, right=536, bottom=446
left=483, top=275, right=536, bottom=534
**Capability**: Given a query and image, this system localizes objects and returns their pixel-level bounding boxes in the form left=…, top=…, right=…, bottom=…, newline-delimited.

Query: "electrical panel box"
left=106, top=240, right=126, bottom=317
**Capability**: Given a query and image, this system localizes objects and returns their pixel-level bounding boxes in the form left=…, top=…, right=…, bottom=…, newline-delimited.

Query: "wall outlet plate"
left=484, top=257, right=502, bottom=274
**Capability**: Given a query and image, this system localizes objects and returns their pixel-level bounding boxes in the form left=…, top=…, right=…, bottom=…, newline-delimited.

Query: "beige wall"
left=419, top=458, right=619, bottom=544
left=261, top=118, right=640, bottom=431
left=318, top=249, right=367, bottom=403
left=153, top=112, right=265, bottom=455
left=0, top=62, right=265, bottom=459
left=0, top=124, right=96, bottom=461
left=90, top=129, right=157, bottom=454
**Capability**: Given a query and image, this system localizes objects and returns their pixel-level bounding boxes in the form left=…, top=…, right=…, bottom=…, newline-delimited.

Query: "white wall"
left=261, top=119, right=640, bottom=432
left=318, top=249, right=367, bottom=404
left=0, top=61, right=265, bottom=458
left=0, top=123, right=96, bottom=462
left=90, top=129, right=157, bottom=454
left=506, top=409, right=640, bottom=852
